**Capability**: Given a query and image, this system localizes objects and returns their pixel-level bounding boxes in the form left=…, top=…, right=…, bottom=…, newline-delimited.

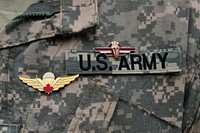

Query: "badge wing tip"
left=18, top=76, right=44, bottom=91
left=52, top=74, right=79, bottom=91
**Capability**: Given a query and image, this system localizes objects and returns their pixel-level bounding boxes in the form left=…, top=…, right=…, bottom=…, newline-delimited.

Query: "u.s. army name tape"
left=65, top=42, right=182, bottom=74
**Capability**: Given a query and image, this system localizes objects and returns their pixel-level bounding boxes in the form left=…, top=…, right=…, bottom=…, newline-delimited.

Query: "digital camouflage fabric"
left=0, top=0, right=199, bottom=133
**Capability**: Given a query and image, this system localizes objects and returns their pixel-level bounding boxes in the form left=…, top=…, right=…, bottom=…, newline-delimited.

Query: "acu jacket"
left=0, top=0, right=200, bottom=133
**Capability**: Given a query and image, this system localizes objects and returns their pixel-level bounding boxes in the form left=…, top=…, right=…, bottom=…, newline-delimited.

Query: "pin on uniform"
left=19, top=72, right=79, bottom=94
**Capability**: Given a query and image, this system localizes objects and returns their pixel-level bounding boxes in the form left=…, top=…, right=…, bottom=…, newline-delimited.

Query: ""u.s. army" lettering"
left=79, top=53, right=168, bottom=71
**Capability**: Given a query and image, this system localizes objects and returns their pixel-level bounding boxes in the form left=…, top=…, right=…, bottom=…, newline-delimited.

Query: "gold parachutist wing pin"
left=18, top=72, right=79, bottom=94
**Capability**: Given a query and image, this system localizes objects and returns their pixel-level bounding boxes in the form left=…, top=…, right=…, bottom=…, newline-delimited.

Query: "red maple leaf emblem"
left=43, top=84, right=53, bottom=94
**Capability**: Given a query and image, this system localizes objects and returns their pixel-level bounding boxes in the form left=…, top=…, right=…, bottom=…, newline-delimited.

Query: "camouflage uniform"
left=0, top=0, right=199, bottom=133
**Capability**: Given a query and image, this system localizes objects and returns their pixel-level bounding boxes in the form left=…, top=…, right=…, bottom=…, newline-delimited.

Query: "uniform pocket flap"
left=0, top=0, right=98, bottom=49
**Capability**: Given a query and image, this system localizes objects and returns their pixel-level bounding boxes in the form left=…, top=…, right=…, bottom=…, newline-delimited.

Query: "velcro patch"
left=65, top=48, right=182, bottom=74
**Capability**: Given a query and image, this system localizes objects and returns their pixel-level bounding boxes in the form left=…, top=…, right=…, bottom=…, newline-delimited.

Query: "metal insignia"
left=94, top=41, right=135, bottom=59
left=19, top=72, right=79, bottom=94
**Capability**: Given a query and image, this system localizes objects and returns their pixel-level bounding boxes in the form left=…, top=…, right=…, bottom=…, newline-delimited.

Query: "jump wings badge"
left=19, top=72, right=79, bottom=94
left=94, top=41, right=135, bottom=59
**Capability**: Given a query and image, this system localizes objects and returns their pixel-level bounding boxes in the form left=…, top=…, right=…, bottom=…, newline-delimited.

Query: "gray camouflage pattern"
left=0, top=0, right=199, bottom=133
